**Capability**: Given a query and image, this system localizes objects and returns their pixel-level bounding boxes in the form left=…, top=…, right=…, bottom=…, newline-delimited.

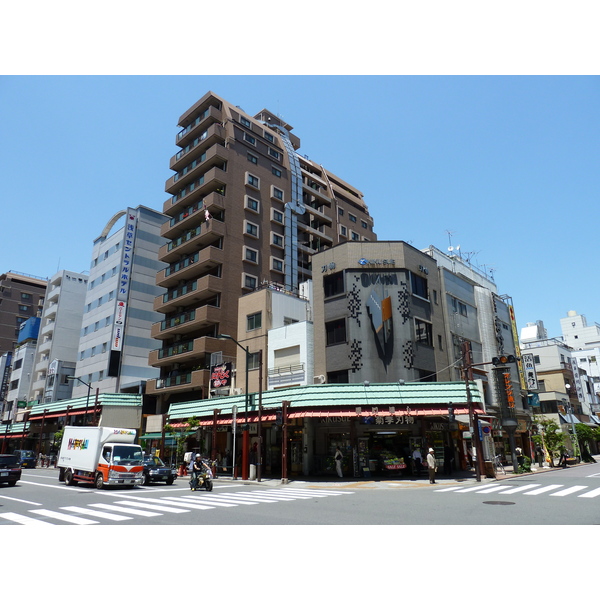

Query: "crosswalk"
left=0, top=488, right=354, bottom=525
left=434, top=482, right=600, bottom=499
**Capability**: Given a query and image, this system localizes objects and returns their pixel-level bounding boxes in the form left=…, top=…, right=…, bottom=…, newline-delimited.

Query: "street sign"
left=521, top=353, right=539, bottom=391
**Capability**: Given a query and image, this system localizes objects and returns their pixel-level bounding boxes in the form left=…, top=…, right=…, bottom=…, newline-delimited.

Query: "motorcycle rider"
left=191, top=454, right=205, bottom=490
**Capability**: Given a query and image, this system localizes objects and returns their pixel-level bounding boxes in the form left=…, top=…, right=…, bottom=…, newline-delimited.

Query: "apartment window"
left=244, top=132, right=256, bottom=145
left=283, top=317, right=298, bottom=326
left=18, top=305, right=29, bottom=312
left=245, top=221, right=259, bottom=238
left=245, top=196, right=260, bottom=213
left=272, top=187, right=284, bottom=201
left=338, top=207, right=344, bottom=216
left=272, top=166, right=282, bottom=177
left=415, top=319, right=433, bottom=346
left=351, top=231, right=360, bottom=241
left=272, top=258, right=284, bottom=272
left=247, top=312, right=262, bottom=331
left=534, top=355, right=540, bottom=364
left=244, top=247, right=258, bottom=264
left=410, top=272, right=429, bottom=299
left=438, top=335, right=443, bottom=350
left=14, top=358, right=23, bottom=370
left=328, top=370, right=349, bottom=384
left=246, top=173, right=259, bottom=188
left=349, top=213, right=357, bottom=223
left=240, top=116, right=251, bottom=127
left=247, top=152, right=258, bottom=165
left=269, top=148, right=281, bottom=160
left=324, top=271, right=344, bottom=297
left=361, top=220, right=368, bottom=229
left=326, top=319, right=347, bottom=346
left=248, top=351, right=261, bottom=370
left=339, top=225, right=347, bottom=237
left=271, top=208, right=284, bottom=224
left=21, top=293, right=32, bottom=301
left=244, top=274, right=258, bottom=290
left=264, top=131, right=274, bottom=143
left=272, top=233, right=284, bottom=247
left=102, top=342, right=108, bottom=353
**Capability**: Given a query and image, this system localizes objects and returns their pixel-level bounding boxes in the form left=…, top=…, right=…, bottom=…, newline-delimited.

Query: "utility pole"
left=462, top=340, right=485, bottom=482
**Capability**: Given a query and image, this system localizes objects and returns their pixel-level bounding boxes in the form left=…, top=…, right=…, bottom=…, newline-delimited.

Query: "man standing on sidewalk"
left=427, top=448, right=437, bottom=484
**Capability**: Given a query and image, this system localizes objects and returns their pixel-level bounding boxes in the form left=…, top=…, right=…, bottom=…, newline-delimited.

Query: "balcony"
left=165, top=143, right=228, bottom=197
left=296, top=220, right=333, bottom=244
left=146, top=368, right=209, bottom=395
left=170, top=124, right=227, bottom=172
left=148, top=335, right=224, bottom=368
left=161, top=207, right=226, bottom=244
left=151, top=304, right=221, bottom=340
left=157, top=245, right=224, bottom=288
left=154, top=274, right=222, bottom=313
left=175, top=105, right=222, bottom=148
left=159, top=218, right=225, bottom=263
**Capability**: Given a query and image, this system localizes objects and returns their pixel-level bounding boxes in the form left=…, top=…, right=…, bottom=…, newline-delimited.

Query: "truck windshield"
left=112, top=446, right=143, bottom=466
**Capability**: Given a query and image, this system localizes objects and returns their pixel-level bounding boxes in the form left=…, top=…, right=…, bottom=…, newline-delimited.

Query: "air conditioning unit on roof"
left=313, top=374, right=326, bottom=384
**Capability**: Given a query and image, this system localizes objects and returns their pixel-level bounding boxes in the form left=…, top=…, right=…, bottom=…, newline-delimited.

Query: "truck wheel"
left=64, top=470, right=77, bottom=486
left=95, top=473, right=104, bottom=490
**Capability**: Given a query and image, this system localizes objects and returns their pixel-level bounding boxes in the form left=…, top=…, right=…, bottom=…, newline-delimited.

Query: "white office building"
left=73, top=206, right=168, bottom=396
left=29, top=270, right=88, bottom=405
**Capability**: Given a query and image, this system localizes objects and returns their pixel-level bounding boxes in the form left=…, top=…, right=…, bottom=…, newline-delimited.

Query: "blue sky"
left=1, top=75, right=598, bottom=339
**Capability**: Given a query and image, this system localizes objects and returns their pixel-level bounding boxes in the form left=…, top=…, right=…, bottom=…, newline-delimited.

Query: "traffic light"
left=492, top=355, right=516, bottom=366
left=448, top=402, right=455, bottom=423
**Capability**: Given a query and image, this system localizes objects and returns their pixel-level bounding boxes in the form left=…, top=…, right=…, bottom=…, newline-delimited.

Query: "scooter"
left=190, top=463, right=213, bottom=492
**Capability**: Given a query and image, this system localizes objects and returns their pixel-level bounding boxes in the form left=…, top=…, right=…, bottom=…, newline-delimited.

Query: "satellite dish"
left=456, top=245, right=461, bottom=251
left=448, top=246, right=454, bottom=252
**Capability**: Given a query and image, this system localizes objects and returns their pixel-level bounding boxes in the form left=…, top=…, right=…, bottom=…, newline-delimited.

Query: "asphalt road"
left=2, top=463, right=600, bottom=525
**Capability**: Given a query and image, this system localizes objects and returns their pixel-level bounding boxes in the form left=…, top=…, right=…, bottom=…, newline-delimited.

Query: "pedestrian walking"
left=412, top=447, right=423, bottom=476
left=535, top=445, right=543, bottom=467
left=334, top=446, right=343, bottom=478
left=426, top=448, right=437, bottom=484
left=516, top=446, right=524, bottom=468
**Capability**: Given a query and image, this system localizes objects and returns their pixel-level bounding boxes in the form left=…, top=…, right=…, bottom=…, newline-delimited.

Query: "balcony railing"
left=160, top=309, right=196, bottom=332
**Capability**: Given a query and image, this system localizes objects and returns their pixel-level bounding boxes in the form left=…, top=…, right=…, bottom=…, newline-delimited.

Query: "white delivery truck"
left=57, top=426, right=144, bottom=489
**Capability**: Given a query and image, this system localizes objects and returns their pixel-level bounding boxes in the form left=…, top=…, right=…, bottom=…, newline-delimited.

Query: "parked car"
left=14, top=449, right=37, bottom=468
left=142, top=455, right=177, bottom=485
left=0, top=454, right=22, bottom=486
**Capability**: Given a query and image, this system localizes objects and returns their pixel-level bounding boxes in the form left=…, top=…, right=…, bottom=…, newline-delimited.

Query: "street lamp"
left=67, top=376, right=93, bottom=425
left=217, top=334, right=250, bottom=480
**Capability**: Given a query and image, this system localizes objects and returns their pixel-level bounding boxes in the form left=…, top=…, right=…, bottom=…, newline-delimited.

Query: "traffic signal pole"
left=462, top=340, right=485, bottom=482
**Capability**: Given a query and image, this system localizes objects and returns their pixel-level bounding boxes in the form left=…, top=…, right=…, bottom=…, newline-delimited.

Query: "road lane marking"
left=60, top=506, right=132, bottom=521
left=498, top=484, right=540, bottom=495
left=121, top=497, right=214, bottom=510
left=0, top=495, right=43, bottom=505
left=578, top=487, right=600, bottom=498
left=475, top=486, right=512, bottom=494
left=523, top=485, right=564, bottom=496
left=433, top=487, right=464, bottom=492
left=550, top=486, right=588, bottom=497
left=180, top=495, right=258, bottom=506
left=29, top=509, right=98, bottom=525
left=454, top=484, right=499, bottom=493
left=216, top=493, right=278, bottom=503
left=115, top=500, right=190, bottom=513
left=0, top=512, right=54, bottom=525
left=88, top=503, right=163, bottom=517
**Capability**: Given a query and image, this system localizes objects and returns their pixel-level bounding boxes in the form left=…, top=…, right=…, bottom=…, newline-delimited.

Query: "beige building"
left=148, top=92, right=376, bottom=413
left=311, top=241, right=450, bottom=384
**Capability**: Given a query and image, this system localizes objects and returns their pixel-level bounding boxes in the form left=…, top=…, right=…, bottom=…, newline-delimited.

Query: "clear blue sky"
left=1, top=75, right=598, bottom=339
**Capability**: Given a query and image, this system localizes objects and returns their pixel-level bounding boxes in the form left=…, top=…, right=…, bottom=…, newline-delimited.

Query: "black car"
left=0, top=454, right=22, bottom=486
left=142, top=455, right=177, bottom=485
left=14, top=449, right=37, bottom=468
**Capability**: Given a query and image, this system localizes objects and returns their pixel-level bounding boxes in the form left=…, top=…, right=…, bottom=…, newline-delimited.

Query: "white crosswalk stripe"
left=1, top=486, right=355, bottom=525
left=434, top=482, right=600, bottom=499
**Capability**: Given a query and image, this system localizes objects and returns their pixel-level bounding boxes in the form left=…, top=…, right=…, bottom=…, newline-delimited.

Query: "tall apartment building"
left=0, top=271, right=47, bottom=354
left=72, top=206, right=168, bottom=397
left=148, top=91, right=376, bottom=412
left=29, top=270, right=88, bottom=405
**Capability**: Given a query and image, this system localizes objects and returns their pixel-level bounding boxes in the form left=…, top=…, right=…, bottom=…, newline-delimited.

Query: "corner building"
left=149, top=91, right=376, bottom=413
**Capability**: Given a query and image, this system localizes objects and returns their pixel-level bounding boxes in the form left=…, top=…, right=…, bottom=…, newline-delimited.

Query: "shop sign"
left=361, top=415, right=415, bottom=425
left=428, top=422, right=448, bottom=431
left=320, top=416, right=350, bottom=423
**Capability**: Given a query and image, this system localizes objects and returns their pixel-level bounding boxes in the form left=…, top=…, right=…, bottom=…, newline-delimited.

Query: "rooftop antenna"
left=446, top=230, right=455, bottom=254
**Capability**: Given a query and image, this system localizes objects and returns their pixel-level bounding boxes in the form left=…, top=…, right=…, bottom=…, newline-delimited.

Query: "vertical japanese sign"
left=521, top=353, right=539, bottom=391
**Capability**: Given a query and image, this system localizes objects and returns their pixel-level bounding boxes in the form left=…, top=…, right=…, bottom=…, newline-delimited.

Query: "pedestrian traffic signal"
left=492, top=355, right=516, bottom=366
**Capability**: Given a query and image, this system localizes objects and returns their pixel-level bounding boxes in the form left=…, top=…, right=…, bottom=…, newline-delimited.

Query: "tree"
left=574, top=423, right=597, bottom=463
left=164, top=416, right=201, bottom=465
left=532, top=416, right=565, bottom=467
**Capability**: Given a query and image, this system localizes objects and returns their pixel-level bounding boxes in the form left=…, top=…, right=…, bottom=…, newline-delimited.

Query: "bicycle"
left=493, top=454, right=505, bottom=475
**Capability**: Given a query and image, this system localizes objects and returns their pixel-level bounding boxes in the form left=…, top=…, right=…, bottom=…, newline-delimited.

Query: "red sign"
left=210, top=363, right=232, bottom=389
